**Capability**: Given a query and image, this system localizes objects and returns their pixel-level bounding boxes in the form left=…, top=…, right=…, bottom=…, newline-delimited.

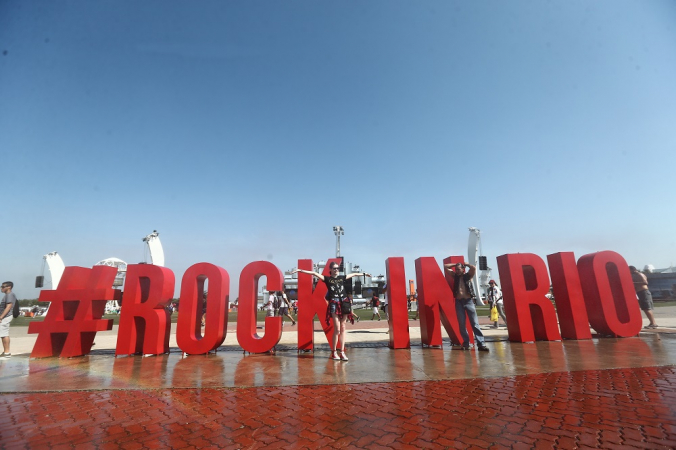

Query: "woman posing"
left=292, top=263, right=370, bottom=361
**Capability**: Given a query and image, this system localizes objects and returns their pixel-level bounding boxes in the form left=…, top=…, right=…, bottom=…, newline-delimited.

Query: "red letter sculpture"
left=577, top=251, right=642, bottom=337
left=497, top=253, right=562, bottom=342
left=547, top=252, right=592, bottom=340
left=176, top=263, right=230, bottom=355
left=29, top=266, right=118, bottom=358
left=386, top=257, right=410, bottom=349
left=296, top=259, right=340, bottom=351
left=116, top=264, right=175, bottom=356
left=414, top=256, right=472, bottom=347
left=237, top=261, right=283, bottom=353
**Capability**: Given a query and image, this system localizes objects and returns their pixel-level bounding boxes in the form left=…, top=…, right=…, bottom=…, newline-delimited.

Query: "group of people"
left=263, top=290, right=296, bottom=326
left=0, top=281, right=15, bottom=358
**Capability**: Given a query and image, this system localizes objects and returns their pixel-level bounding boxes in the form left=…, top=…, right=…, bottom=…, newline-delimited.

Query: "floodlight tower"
left=142, top=230, right=165, bottom=266
left=333, top=226, right=344, bottom=258
left=468, top=227, right=488, bottom=305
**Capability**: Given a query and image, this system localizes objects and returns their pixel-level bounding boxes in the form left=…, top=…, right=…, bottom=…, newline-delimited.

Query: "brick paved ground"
left=1, top=365, right=675, bottom=449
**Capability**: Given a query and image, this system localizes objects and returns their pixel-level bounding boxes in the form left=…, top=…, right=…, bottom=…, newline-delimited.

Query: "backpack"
left=12, top=299, right=20, bottom=318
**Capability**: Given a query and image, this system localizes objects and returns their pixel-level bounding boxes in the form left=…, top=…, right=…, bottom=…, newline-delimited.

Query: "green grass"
left=655, top=301, right=676, bottom=308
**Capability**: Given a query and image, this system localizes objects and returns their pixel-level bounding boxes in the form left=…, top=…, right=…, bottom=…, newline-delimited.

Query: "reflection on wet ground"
left=2, top=333, right=674, bottom=393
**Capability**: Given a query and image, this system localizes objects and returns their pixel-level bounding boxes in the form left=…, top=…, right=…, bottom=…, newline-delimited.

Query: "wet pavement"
left=2, top=366, right=675, bottom=449
left=1, top=312, right=675, bottom=448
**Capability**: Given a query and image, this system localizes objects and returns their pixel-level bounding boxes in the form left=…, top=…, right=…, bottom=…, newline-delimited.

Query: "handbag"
left=341, top=299, right=352, bottom=314
left=490, top=306, right=499, bottom=322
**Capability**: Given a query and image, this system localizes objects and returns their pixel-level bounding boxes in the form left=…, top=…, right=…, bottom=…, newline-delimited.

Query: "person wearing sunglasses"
left=292, top=264, right=370, bottom=361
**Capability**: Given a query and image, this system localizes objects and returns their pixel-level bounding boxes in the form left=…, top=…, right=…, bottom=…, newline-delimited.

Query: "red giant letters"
left=29, top=250, right=646, bottom=358
left=414, top=256, right=474, bottom=347
left=385, top=257, right=410, bottom=349
left=547, top=252, right=592, bottom=340
left=237, top=261, right=283, bottom=353
left=577, top=251, right=642, bottom=337
left=29, top=265, right=118, bottom=358
left=497, top=253, right=562, bottom=342
left=116, top=264, right=175, bottom=356
left=498, top=251, right=642, bottom=342
left=296, top=259, right=340, bottom=351
left=176, top=263, right=230, bottom=355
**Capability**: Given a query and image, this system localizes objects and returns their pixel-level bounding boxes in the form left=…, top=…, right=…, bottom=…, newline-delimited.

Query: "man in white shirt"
left=0, top=281, right=16, bottom=358
left=264, top=291, right=276, bottom=318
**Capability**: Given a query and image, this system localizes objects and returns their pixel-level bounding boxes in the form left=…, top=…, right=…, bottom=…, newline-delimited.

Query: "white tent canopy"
left=95, top=257, right=127, bottom=287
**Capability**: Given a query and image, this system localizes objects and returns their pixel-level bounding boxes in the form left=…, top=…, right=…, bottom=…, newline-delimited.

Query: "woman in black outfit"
left=292, top=263, right=370, bottom=361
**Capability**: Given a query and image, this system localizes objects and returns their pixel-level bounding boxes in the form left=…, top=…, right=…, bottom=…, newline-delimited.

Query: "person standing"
left=443, top=263, right=489, bottom=352
left=410, top=294, right=419, bottom=320
left=0, top=281, right=16, bottom=358
left=292, top=263, right=370, bottom=361
left=347, top=294, right=360, bottom=323
left=629, top=266, right=658, bottom=329
left=278, top=290, right=296, bottom=326
left=487, top=280, right=506, bottom=329
left=264, top=291, right=276, bottom=318
left=381, top=285, right=389, bottom=321
left=370, top=293, right=382, bottom=321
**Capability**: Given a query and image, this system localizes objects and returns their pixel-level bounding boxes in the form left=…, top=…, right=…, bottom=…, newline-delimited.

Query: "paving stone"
left=0, top=366, right=675, bottom=448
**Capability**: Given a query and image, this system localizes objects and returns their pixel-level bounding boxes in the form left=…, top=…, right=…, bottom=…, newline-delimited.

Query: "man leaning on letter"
left=444, top=263, right=489, bottom=352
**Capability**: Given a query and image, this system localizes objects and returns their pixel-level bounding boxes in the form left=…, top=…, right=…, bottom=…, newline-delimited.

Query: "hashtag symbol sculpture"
left=28, top=265, right=121, bottom=358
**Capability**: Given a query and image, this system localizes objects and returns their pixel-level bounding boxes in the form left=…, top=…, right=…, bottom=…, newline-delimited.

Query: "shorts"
left=372, top=307, right=379, bottom=314
left=279, top=307, right=289, bottom=315
left=328, top=301, right=339, bottom=315
left=637, top=290, right=654, bottom=311
left=265, top=310, right=275, bottom=317
left=0, top=315, right=12, bottom=338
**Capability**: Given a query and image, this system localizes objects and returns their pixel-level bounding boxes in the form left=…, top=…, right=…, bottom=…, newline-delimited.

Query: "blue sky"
left=2, top=1, right=675, bottom=299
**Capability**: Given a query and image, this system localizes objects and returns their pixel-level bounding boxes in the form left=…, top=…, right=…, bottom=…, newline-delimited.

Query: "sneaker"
left=477, top=345, right=490, bottom=352
left=454, top=346, right=469, bottom=351
left=339, top=351, right=349, bottom=361
left=644, top=324, right=658, bottom=329
left=0, top=353, right=11, bottom=358
left=331, top=351, right=341, bottom=360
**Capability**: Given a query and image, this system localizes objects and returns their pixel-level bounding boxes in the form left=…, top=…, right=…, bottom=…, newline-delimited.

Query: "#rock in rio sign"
left=27, top=250, right=643, bottom=358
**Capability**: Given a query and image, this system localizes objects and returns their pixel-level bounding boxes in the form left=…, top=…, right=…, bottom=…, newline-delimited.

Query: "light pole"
left=333, top=226, right=344, bottom=258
